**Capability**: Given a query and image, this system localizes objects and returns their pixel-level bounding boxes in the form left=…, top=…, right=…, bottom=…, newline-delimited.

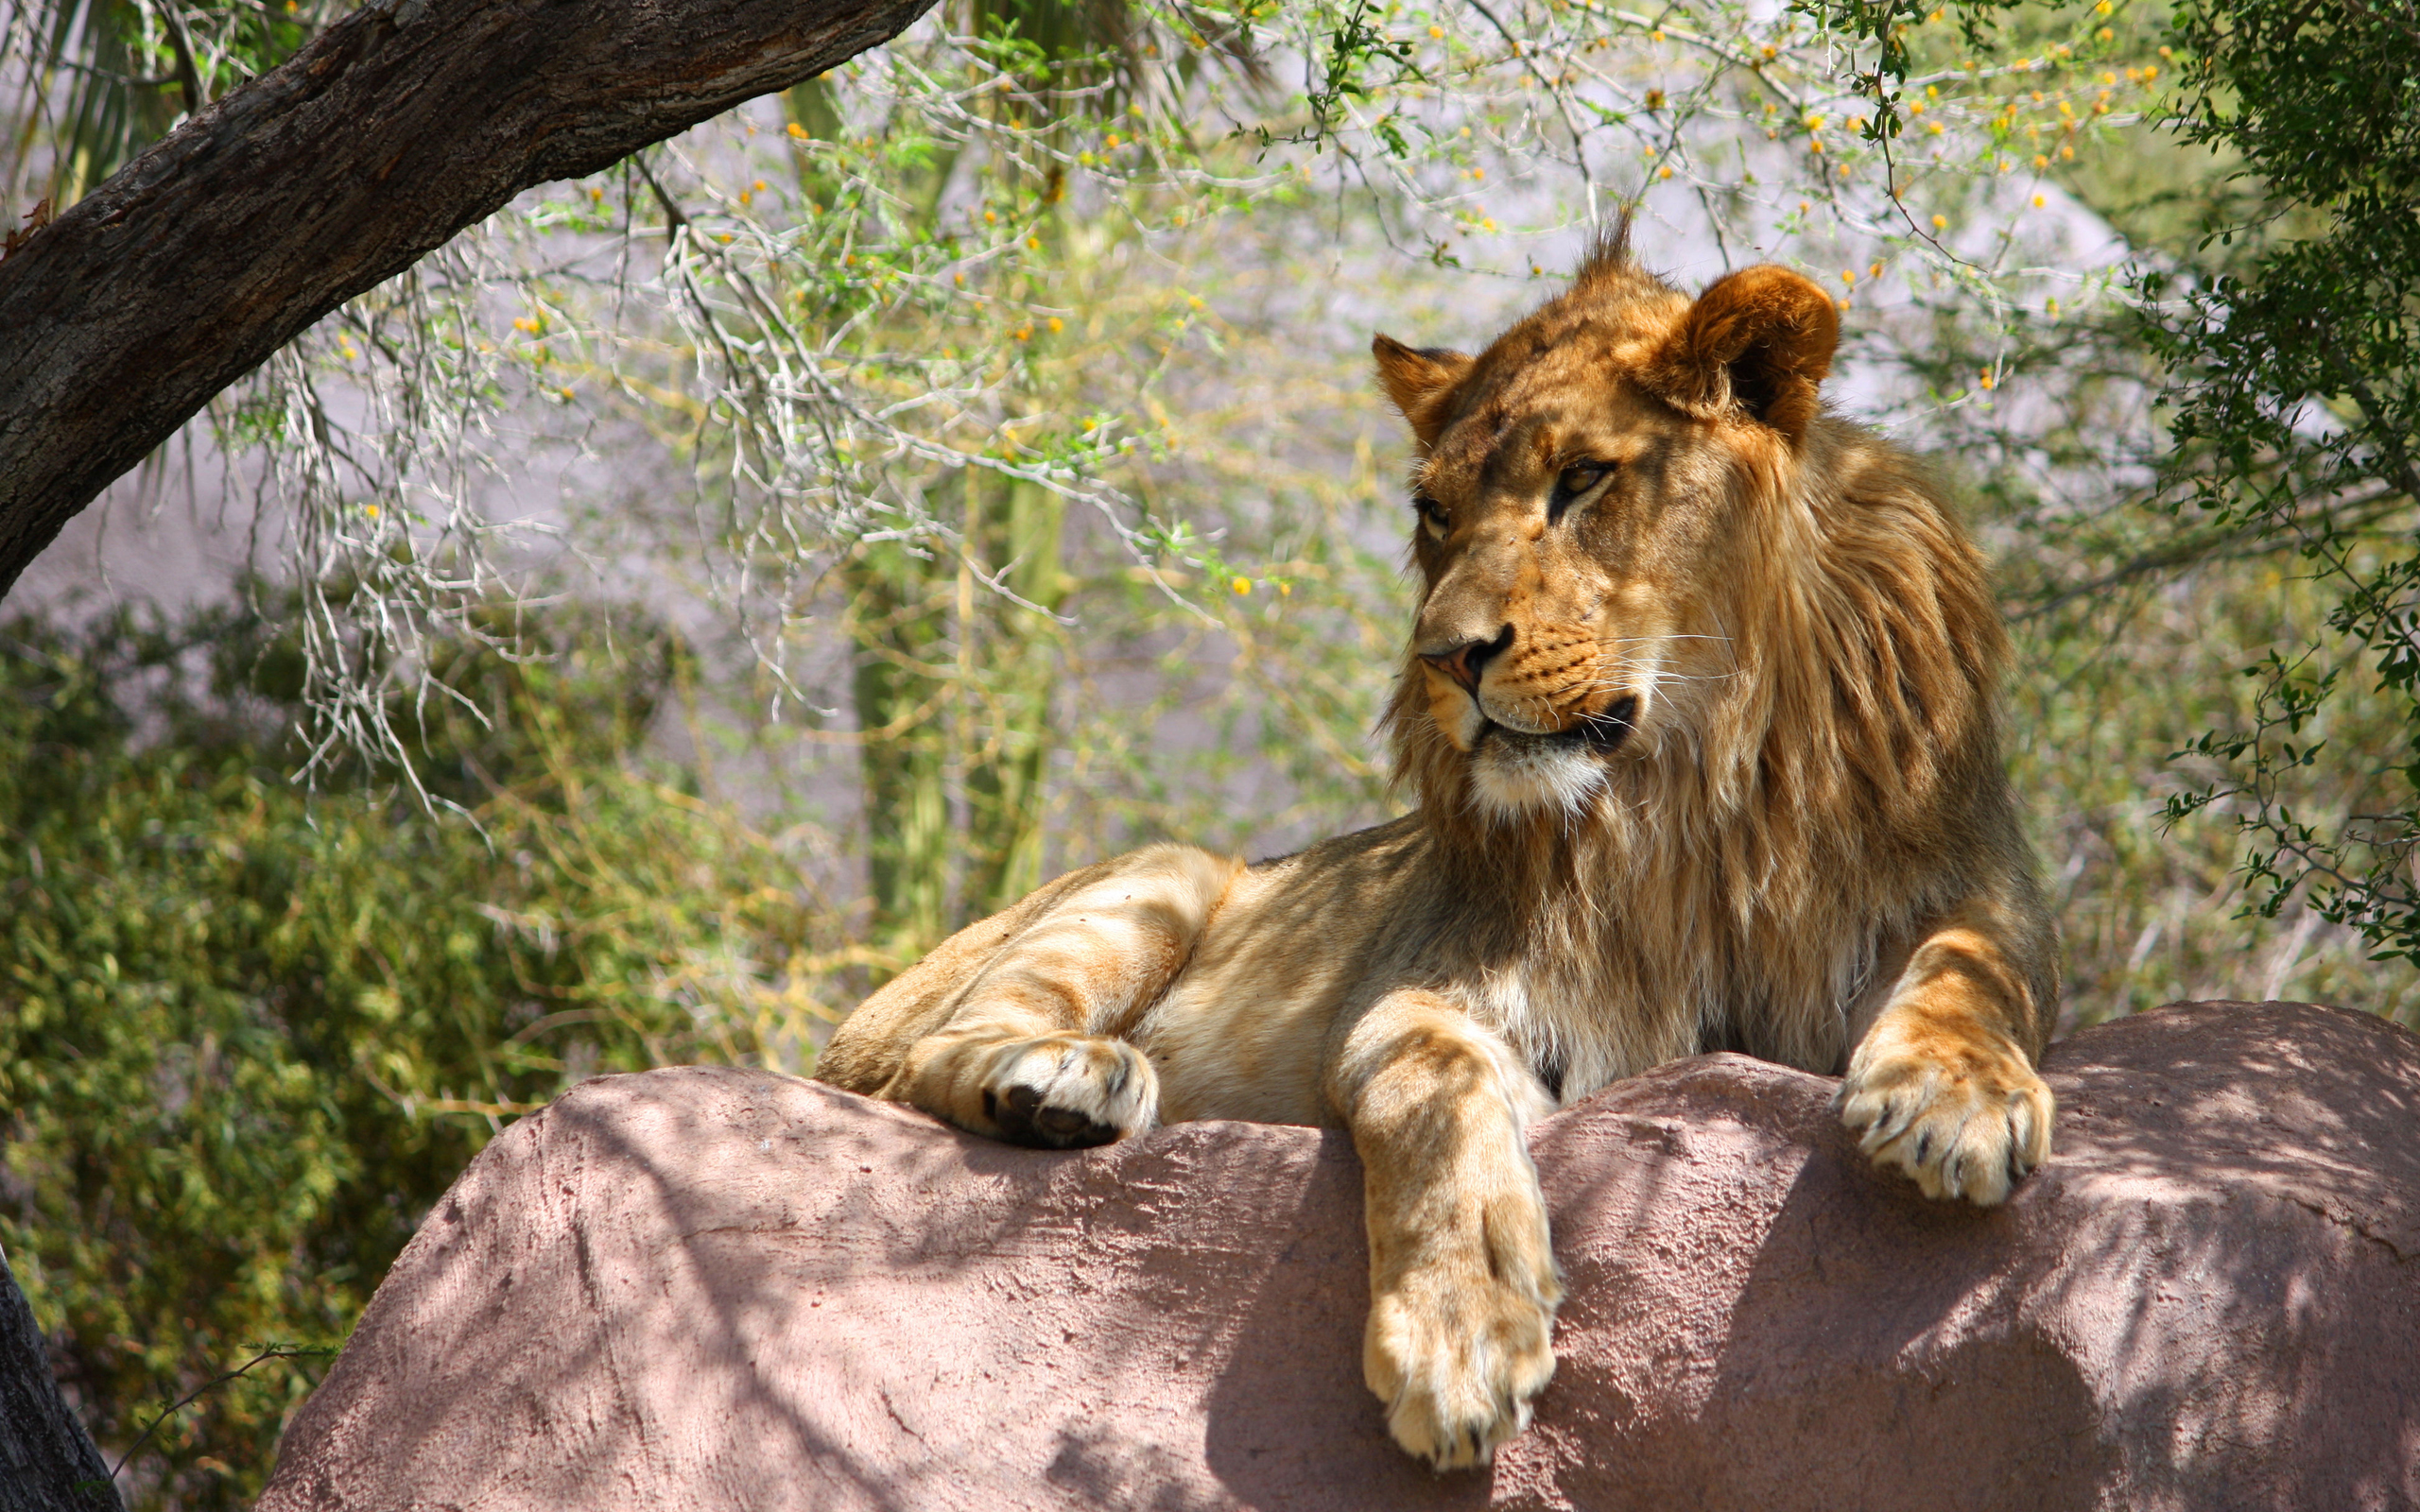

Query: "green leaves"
left=0, top=604, right=825, bottom=1509
left=2145, top=0, right=2420, bottom=966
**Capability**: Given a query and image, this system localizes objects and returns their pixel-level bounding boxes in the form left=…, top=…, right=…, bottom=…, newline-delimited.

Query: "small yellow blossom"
left=364, top=505, right=380, bottom=519
left=1841, top=268, right=1856, bottom=285
left=1657, top=164, right=1673, bottom=179
left=2032, top=193, right=2047, bottom=207
left=2034, top=154, right=2050, bottom=168
left=1232, top=576, right=1252, bottom=594
left=1979, top=369, right=1996, bottom=390
left=1932, top=214, right=1949, bottom=230
left=1429, top=24, right=1443, bottom=37
left=787, top=122, right=808, bottom=139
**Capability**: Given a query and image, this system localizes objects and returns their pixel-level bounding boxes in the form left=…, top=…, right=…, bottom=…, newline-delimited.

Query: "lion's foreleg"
left=1327, top=991, right=1561, bottom=1470
left=888, top=844, right=1241, bottom=1149
left=1837, top=893, right=2057, bottom=1205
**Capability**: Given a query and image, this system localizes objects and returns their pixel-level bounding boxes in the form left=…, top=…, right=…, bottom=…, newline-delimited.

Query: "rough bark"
left=0, top=1246, right=122, bottom=1512
left=0, top=0, right=941, bottom=600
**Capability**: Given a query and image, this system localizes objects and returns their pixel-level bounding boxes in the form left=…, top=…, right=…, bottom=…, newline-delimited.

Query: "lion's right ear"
left=1373, top=335, right=1475, bottom=451
left=1642, top=266, right=1838, bottom=445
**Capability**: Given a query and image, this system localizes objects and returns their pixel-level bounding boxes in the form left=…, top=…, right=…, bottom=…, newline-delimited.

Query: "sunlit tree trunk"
left=846, top=538, right=955, bottom=958
left=962, top=470, right=1066, bottom=917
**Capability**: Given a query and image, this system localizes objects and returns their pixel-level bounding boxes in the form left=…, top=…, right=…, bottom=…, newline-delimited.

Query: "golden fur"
left=818, top=227, right=2060, bottom=1469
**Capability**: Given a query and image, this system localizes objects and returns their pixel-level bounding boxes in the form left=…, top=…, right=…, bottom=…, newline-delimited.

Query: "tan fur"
left=818, top=225, right=2060, bottom=1469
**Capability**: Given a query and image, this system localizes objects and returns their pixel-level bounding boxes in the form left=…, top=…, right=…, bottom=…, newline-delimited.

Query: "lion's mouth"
left=1477, top=694, right=1638, bottom=754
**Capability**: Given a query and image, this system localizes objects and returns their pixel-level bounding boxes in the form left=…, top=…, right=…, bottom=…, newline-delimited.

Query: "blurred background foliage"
left=4, top=0, right=2417, bottom=1504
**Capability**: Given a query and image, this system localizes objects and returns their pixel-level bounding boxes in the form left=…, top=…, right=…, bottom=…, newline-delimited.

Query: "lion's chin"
left=1466, top=728, right=1611, bottom=822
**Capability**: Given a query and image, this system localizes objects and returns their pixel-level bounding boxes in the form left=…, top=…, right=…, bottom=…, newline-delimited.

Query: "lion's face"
left=1374, top=247, right=1840, bottom=820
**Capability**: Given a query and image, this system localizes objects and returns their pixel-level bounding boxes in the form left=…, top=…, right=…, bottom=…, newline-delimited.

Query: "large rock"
left=256, top=1002, right=2420, bottom=1511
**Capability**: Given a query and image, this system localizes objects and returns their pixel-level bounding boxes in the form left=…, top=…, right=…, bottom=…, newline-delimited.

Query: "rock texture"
left=257, top=1001, right=2420, bottom=1512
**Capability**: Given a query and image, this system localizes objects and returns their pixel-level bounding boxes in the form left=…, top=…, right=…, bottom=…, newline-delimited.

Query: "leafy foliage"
left=2147, top=0, right=2420, bottom=962
left=0, top=601, right=833, bottom=1510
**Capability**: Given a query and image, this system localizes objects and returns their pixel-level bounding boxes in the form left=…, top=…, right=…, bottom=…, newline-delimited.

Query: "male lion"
left=817, top=228, right=2059, bottom=1469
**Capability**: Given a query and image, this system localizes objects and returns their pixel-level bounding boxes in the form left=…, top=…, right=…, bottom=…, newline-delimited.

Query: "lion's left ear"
left=1642, top=266, right=1838, bottom=444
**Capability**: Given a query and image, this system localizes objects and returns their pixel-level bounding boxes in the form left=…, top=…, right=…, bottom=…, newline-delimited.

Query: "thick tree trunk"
left=0, top=0, right=941, bottom=600
left=0, top=1247, right=121, bottom=1512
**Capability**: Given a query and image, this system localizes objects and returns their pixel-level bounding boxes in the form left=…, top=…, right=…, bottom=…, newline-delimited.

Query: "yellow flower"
left=1657, top=164, right=1672, bottom=180
left=1869, top=260, right=1883, bottom=278
left=1232, top=576, right=1252, bottom=594
left=1047, top=317, right=1063, bottom=333
left=364, top=505, right=380, bottom=519
left=787, top=123, right=808, bottom=139
left=1428, top=24, right=1443, bottom=37
left=1840, top=268, right=1856, bottom=285
left=1979, top=369, right=1996, bottom=390
left=2034, top=154, right=2050, bottom=168
left=2032, top=193, right=2046, bottom=206
left=1027, top=235, right=1041, bottom=249
left=984, top=209, right=997, bottom=224
left=1932, top=214, right=1949, bottom=230
left=1277, top=581, right=1291, bottom=597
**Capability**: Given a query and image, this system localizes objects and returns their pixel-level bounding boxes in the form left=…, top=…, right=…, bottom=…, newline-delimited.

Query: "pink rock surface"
left=257, top=1001, right=2420, bottom=1512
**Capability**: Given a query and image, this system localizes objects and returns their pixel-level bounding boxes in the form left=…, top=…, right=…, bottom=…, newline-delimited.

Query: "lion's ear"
left=1373, top=335, right=1475, bottom=450
left=1643, top=266, right=1838, bottom=444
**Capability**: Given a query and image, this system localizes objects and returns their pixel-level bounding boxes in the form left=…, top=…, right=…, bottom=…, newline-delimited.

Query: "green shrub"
left=0, top=603, right=834, bottom=1510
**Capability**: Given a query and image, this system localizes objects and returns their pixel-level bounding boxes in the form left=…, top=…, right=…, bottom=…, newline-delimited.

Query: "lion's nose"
left=1419, top=625, right=1513, bottom=694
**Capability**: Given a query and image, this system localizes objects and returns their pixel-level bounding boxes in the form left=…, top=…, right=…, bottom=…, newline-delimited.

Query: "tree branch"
left=0, top=0, right=942, bottom=598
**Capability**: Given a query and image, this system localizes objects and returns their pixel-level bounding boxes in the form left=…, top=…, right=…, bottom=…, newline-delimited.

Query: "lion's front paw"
left=978, top=1033, right=1158, bottom=1149
left=1838, top=1027, right=2053, bottom=1205
left=1363, top=1210, right=1561, bottom=1470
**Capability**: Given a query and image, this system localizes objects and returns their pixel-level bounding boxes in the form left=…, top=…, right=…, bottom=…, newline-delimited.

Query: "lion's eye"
left=1548, top=459, right=1606, bottom=500
left=1411, top=493, right=1450, bottom=532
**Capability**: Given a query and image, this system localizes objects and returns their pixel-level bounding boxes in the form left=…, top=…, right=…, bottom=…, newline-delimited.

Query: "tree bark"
left=0, top=1246, right=122, bottom=1512
left=0, top=0, right=942, bottom=600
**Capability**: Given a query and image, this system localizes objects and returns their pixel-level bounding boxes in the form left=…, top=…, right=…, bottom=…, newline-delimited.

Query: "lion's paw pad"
left=978, top=1034, right=1158, bottom=1150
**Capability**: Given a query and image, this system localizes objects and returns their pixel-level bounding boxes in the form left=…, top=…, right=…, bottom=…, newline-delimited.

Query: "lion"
left=816, top=226, right=2060, bottom=1470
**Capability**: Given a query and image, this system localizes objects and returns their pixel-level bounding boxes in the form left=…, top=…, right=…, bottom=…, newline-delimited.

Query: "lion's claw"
left=1838, top=1032, right=2053, bottom=1206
